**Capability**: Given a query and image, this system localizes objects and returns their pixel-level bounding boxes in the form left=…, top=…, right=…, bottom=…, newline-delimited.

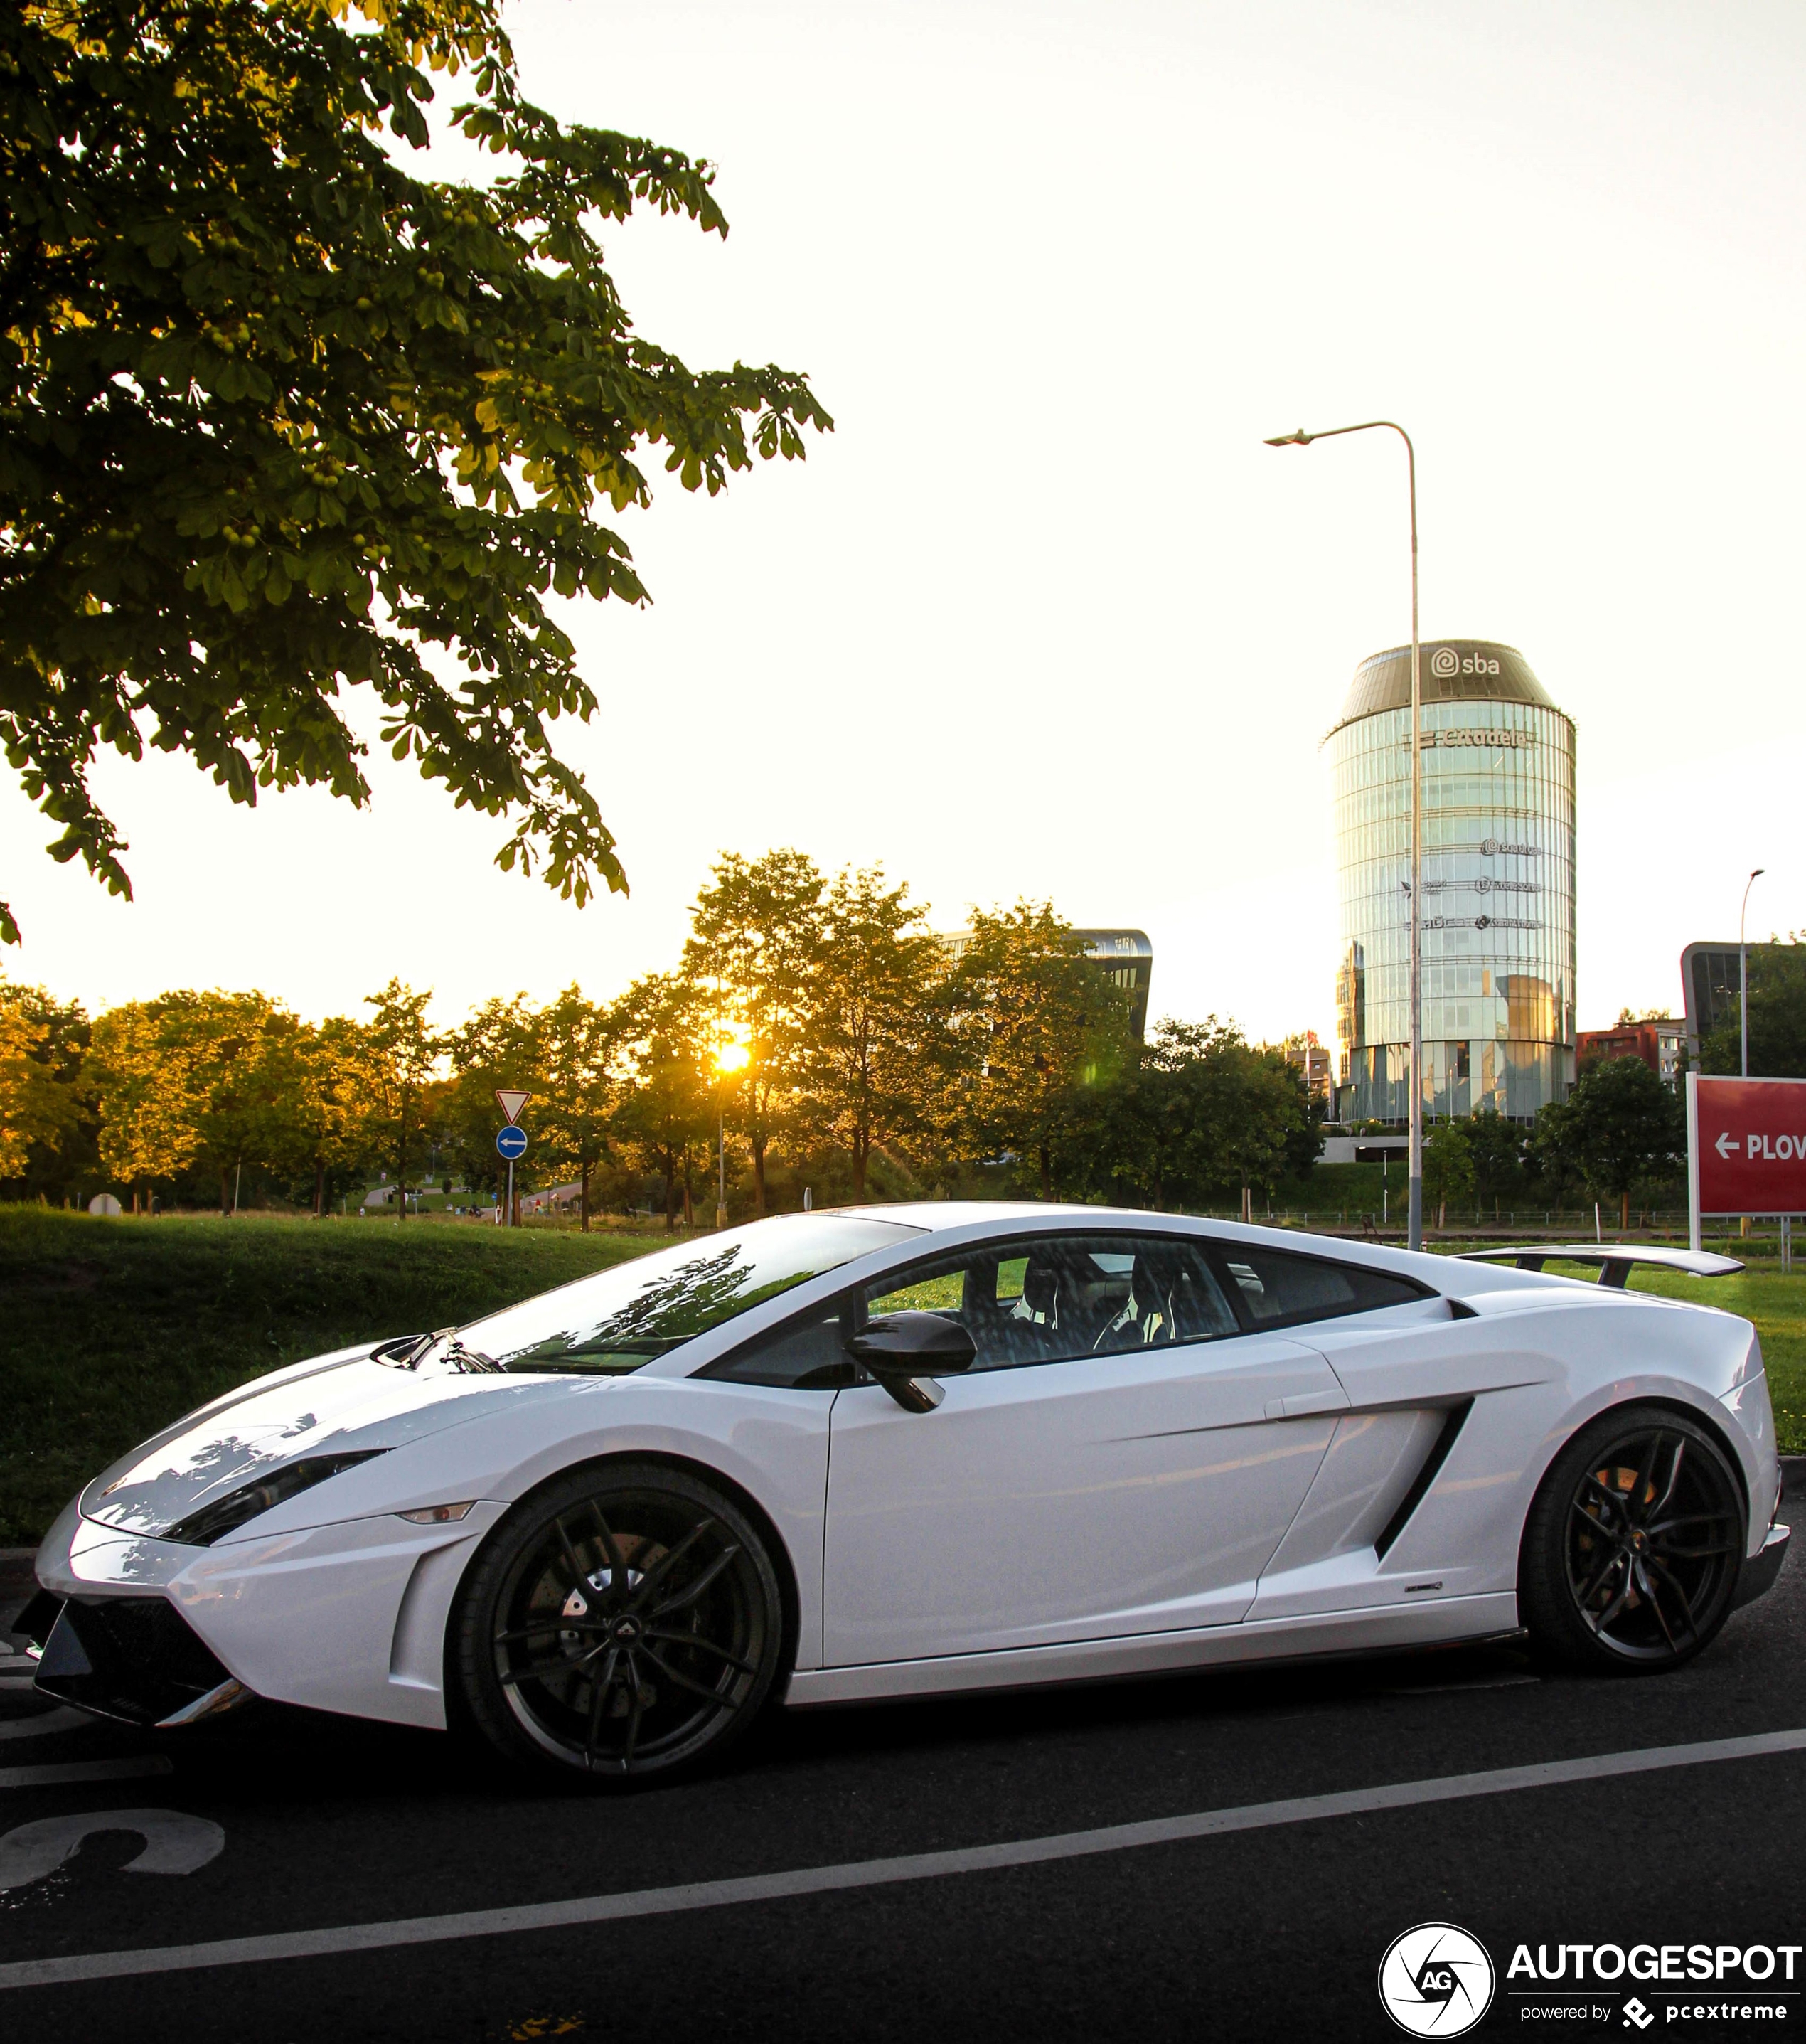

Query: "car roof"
left=826, top=1201, right=1495, bottom=1292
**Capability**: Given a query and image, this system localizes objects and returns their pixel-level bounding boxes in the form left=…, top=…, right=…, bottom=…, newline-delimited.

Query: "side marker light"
left=397, top=1501, right=477, bottom=1525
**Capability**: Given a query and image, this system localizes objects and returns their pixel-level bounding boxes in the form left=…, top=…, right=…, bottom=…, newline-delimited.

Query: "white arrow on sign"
left=1716, top=1132, right=1740, bottom=1159
left=495, top=1090, right=532, bottom=1126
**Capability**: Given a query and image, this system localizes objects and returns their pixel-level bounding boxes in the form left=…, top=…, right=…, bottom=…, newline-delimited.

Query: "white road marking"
left=0, top=1811, right=224, bottom=1892
left=0, top=1757, right=171, bottom=1792
left=1, top=1725, right=1802, bottom=1990
left=0, top=1710, right=95, bottom=1743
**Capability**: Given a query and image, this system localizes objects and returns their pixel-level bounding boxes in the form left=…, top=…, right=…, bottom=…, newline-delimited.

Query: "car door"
left=819, top=1230, right=1354, bottom=1667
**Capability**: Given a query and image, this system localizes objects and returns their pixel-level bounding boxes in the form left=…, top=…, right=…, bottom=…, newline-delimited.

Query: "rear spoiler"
left=1455, top=1244, right=1745, bottom=1289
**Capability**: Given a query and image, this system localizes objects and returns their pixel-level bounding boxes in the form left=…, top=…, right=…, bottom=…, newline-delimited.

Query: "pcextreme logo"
left=1379, top=1923, right=1496, bottom=2036
left=1430, top=646, right=1502, bottom=679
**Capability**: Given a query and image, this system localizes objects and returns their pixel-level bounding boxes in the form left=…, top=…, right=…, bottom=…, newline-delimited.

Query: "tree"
left=265, top=1014, right=370, bottom=1216
left=85, top=987, right=292, bottom=1209
left=1423, top=1120, right=1475, bottom=1227
left=800, top=866, right=936, bottom=1199
left=363, top=978, right=440, bottom=1218
left=0, top=0, right=833, bottom=945
left=611, top=974, right=713, bottom=1230
left=942, top=903, right=1133, bottom=1199
left=85, top=997, right=196, bottom=1197
left=534, top=984, right=621, bottom=1230
left=682, top=850, right=824, bottom=1213
left=1534, top=1057, right=1684, bottom=1230
left=1463, top=1108, right=1526, bottom=1212
left=0, top=981, right=87, bottom=1186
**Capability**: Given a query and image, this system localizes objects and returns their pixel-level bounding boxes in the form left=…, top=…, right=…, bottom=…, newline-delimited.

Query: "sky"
left=6, top=0, right=1806, bottom=1043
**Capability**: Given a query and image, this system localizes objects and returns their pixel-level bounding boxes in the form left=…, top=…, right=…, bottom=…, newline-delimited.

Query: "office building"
left=1329, top=639, right=1576, bottom=1123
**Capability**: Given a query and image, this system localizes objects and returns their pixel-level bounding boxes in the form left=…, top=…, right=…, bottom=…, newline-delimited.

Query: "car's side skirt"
left=782, top=1592, right=1521, bottom=1708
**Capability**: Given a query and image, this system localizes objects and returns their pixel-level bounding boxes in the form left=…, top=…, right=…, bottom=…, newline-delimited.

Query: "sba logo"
left=1378, top=1923, right=1496, bottom=2037
left=1429, top=646, right=1502, bottom=679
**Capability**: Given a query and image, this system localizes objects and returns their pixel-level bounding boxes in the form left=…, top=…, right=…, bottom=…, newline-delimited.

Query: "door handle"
left=1264, top=1389, right=1350, bottom=1420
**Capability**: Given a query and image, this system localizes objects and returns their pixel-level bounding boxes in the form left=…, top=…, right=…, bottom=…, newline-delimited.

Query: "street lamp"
left=1741, top=867, right=1765, bottom=1080
left=712, top=1037, right=749, bottom=1229
left=1266, top=421, right=1424, bottom=1250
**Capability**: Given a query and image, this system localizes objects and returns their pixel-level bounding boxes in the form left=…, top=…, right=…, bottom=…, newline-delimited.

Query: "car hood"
left=79, top=1349, right=580, bottom=1537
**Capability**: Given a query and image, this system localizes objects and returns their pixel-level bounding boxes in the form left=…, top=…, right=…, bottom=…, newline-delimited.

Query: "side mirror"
left=845, top=1311, right=978, bottom=1412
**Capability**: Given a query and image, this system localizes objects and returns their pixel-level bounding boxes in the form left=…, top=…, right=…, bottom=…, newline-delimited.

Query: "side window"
left=863, top=1235, right=1240, bottom=1373
left=1214, top=1246, right=1429, bottom=1330
left=698, top=1304, right=853, bottom=1388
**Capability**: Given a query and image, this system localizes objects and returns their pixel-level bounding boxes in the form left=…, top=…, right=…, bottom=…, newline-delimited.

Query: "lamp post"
left=1266, top=421, right=1424, bottom=1250
left=1741, top=867, right=1765, bottom=1079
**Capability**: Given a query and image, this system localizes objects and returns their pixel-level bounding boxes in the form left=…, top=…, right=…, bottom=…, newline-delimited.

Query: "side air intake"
left=1374, top=1400, right=1473, bottom=1559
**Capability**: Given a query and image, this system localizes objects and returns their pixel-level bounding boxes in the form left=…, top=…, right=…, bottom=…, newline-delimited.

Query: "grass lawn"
left=0, top=1208, right=668, bottom=1545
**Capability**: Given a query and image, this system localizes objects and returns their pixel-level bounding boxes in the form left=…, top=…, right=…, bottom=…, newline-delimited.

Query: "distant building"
left=936, top=926, right=1153, bottom=1040
left=1283, top=1032, right=1333, bottom=1106
left=1578, top=1018, right=1684, bottom=1090
left=1328, top=639, right=1576, bottom=1124
left=1681, top=940, right=1794, bottom=1064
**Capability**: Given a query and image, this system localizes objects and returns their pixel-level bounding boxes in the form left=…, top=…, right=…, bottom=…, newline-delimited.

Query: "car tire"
left=453, top=1460, right=786, bottom=1784
left=1519, top=1403, right=1747, bottom=1675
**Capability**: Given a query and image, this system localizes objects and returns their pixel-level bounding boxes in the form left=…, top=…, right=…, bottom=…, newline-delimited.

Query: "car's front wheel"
left=454, top=1461, right=786, bottom=1784
left=1519, top=1403, right=1746, bottom=1673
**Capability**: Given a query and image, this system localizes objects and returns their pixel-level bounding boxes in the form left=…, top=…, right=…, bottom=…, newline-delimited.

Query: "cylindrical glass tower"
left=1327, top=640, right=1576, bottom=1124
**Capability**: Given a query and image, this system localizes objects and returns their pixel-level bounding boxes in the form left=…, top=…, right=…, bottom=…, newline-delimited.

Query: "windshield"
left=444, top=1215, right=923, bottom=1375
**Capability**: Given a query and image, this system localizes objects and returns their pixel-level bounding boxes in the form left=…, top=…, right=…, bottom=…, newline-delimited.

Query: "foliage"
left=361, top=976, right=440, bottom=1215
left=799, top=865, right=936, bottom=1199
left=0, top=979, right=85, bottom=1178
left=85, top=987, right=296, bottom=1205
left=15, top=848, right=1342, bottom=1219
left=941, top=902, right=1135, bottom=1199
left=682, top=849, right=825, bottom=1212
left=611, top=973, right=713, bottom=1229
left=1531, top=1055, right=1686, bottom=1228
left=1464, top=1108, right=1527, bottom=1208
left=1423, top=1119, right=1475, bottom=1217
left=0, top=0, right=832, bottom=945
left=531, top=984, right=621, bottom=1230
left=262, top=1013, right=370, bottom=1214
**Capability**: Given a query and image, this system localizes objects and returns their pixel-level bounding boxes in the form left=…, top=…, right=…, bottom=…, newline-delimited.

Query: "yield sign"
left=495, top=1089, right=532, bottom=1126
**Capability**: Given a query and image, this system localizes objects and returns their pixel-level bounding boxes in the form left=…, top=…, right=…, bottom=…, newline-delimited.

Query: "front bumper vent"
left=35, top=1595, right=237, bottom=1726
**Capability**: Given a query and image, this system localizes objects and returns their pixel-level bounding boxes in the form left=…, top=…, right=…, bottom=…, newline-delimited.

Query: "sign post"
left=1687, top=1071, right=1806, bottom=1252
left=495, top=1090, right=532, bottom=1228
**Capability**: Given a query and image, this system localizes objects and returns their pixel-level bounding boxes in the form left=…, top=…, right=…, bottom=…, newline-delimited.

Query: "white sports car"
left=21, top=1205, right=1792, bottom=1782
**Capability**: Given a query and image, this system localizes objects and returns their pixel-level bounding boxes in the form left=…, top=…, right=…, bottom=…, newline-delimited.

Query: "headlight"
left=164, top=1451, right=389, bottom=1547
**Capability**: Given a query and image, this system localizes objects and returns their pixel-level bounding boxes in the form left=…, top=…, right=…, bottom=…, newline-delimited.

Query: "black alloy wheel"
left=455, top=1462, right=785, bottom=1783
left=1520, top=1404, right=1746, bottom=1673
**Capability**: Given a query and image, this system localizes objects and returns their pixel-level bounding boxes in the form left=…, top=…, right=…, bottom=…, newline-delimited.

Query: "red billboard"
left=1687, top=1072, right=1806, bottom=1238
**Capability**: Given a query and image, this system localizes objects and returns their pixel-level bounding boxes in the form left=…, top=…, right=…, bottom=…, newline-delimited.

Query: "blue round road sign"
left=496, top=1124, right=528, bottom=1160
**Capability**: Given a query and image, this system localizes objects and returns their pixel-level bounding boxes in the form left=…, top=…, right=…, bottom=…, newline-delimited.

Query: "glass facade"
left=1329, top=642, right=1576, bottom=1124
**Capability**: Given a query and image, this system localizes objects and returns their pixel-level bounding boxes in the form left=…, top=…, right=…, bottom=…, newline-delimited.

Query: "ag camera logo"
left=1379, top=1923, right=1495, bottom=2037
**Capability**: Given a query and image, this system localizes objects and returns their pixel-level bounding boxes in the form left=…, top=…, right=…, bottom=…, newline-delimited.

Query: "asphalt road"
left=1, top=1499, right=1801, bottom=2044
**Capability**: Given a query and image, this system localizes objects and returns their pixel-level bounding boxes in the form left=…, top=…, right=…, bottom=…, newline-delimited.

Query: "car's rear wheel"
left=1519, top=1404, right=1746, bottom=1673
left=454, top=1462, right=785, bottom=1784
